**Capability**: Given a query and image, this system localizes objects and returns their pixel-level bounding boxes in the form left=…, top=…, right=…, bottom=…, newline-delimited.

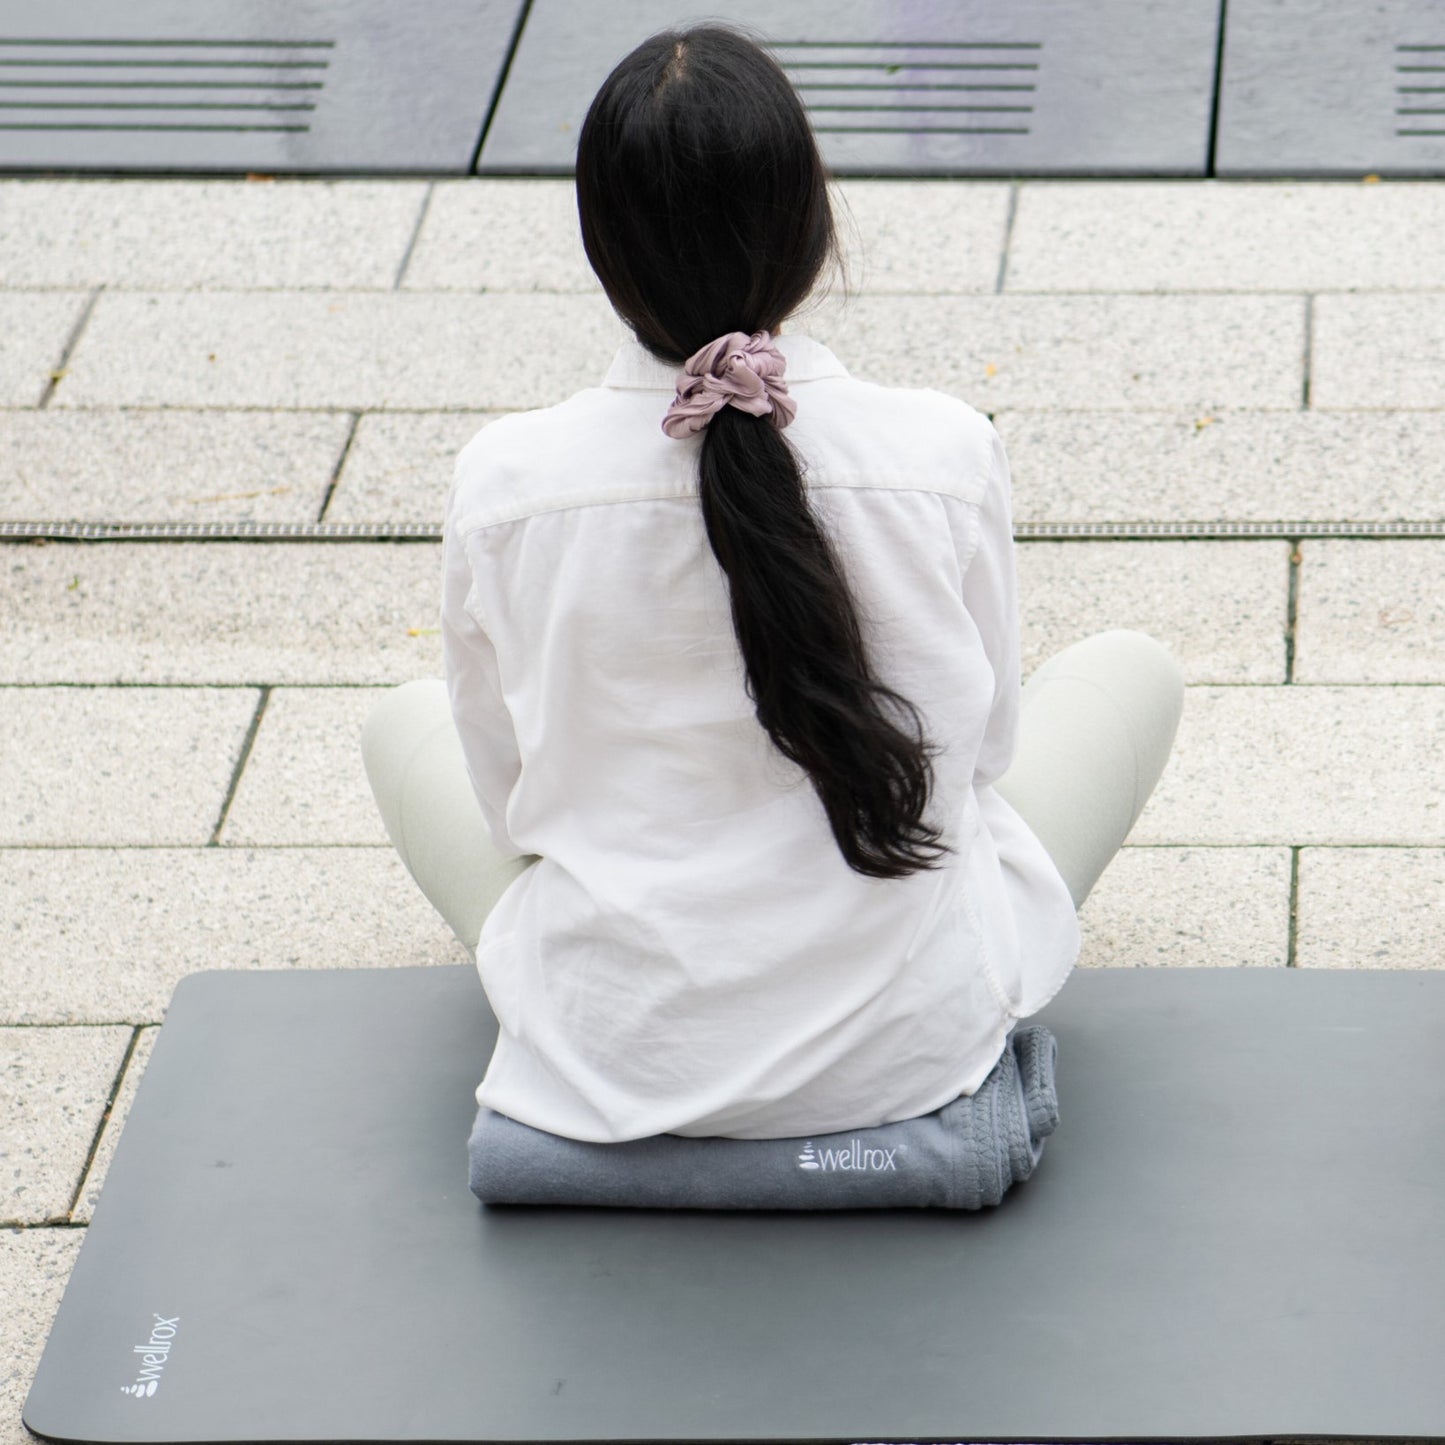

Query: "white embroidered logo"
left=796, top=1140, right=898, bottom=1173
left=119, top=1314, right=179, bottom=1399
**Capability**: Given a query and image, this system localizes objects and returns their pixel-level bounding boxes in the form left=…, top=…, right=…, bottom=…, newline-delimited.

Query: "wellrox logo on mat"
left=119, top=1314, right=180, bottom=1399
left=797, top=1140, right=898, bottom=1173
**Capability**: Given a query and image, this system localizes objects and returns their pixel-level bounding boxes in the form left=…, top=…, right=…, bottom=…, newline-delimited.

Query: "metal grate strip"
left=5, top=520, right=1445, bottom=544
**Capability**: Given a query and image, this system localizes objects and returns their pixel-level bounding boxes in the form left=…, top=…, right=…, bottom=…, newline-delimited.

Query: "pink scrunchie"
left=660, top=330, right=797, bottom=439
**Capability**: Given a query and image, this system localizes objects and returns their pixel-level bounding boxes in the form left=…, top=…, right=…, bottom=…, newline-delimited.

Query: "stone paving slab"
left=1294, top=541, right=1445, bottom=683
left=0, top=410, right=350, bottom=524
left=1078, top=846, right=1291, bottom=969
left=1, top=543, right=443, bottom=685
left=1312, top=294, right=1445, bottom=410
left=0, top=688, right=257, bottom=846
left=220, top=688, right=393, bottom=846
left=0, top=181, right=427, bottom=292
left=70, top=1028, right=156, bottom=1225
left=400, top=179, right=1011, bottom=296
left=0, top=1025, right=130, bottom=1225
left=1131, top=687, right=1445, bottom=846
left=0, top=847, right=467, bottom=1026
left=994, top=410, right=1445, bottom=523
left=1006, top=181, right=1445, bottom=293
left=809, top=294, right=1305, bottom=411
left=401, top=180, right=596, bottom=293
left=1296, top=849, right=1445, bottom=970
left=326, top=411, right=497, bottom=521
left=1018, top=541, right=1288, bottom=684
left=831, top=182, right=1011, bottom=295
left=53, top=292, right=626, bottom=412
left=0, top=1226, right=84, bottom=1445
left=0, top=292, right=88, bottom=408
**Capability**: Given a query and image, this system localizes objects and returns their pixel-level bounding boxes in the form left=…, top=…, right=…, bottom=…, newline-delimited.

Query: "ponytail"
left=577, top=23, right=949, bottom=879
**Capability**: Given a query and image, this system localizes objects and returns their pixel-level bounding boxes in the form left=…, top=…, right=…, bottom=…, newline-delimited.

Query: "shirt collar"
left=602, top=332, right=850, bottom=391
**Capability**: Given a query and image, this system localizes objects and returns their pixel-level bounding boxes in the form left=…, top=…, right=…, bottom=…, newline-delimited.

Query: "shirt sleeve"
left=441, top=509, right=525, bottom=861
left=958, top=423, right=1022, bottom=789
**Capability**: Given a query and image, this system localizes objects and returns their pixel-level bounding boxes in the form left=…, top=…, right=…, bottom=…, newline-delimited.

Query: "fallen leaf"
left=1194, top=414, right=1218, bottom=431
left=407, top=627, right=441, bottom=638
left=246, top=172, right=276, bottom=182
left=1378, top=606, right=1414, bottom=628
left=185, top=485, right=293, bottom=504
left=983, top=362, right=998, bottom=378
left=66, top=575, right=80, bottom=591
left=48, top=368, right=67, bottom=382
left=1363, top=173, right=1381, bottom=184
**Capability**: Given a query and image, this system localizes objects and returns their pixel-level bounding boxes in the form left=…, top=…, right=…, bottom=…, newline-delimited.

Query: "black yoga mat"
left=24, top=964, right=1445, bottom=1443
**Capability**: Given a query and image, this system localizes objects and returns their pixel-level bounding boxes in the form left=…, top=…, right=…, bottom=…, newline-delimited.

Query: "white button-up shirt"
left=442, top=333, right=1079, bottom=1142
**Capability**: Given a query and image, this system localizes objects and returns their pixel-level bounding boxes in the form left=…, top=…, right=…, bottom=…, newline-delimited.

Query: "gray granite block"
left=0, top=1025, right=131, bottom=1225
left=401, top=180, right=597, bottom=292
left=326, top=412, right=500, bottom=522
left=1296, top=848, right=1445, bottom=970
left=0, top=180, right=427, bottom=291
left=0, top=410, right=350, bottom=523
left=1130, top=687, right=1445, bottom=846
left=0, top=847, right=467, bottom=1026
left=828, top=181, right=1012, bottom=295
left=1007, top=181, right=1445, bottom=293
left=1018, top=540, right=1288, bottom=684
left=806, top=294, right=1305, bottom=411
left=220, top=687, right=394, bottom=845
left=994, top=410, right=1445, bottom=524
left=1293, top=541, right=1445, bottom=684
left=0, top=293, right=90, bottom=407
left=0, top=687, right=258, bottom=846
left=1078, top=846, right=1291, bottom=969
left=1, top=543, right=443, bottom=685
left=1312, top=294, right=1445, bottom=410
left=55, top=292, right=626, bottom=411
left=0, top=1227, right=84, bottom=1445
left=70, top=1028, right=158, bottom=1224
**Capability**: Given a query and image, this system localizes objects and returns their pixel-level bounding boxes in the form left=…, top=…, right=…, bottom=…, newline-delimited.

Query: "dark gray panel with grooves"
left=479, top=0, right=1222, bottom=176
left=0, top=0, right=523, bottom=173
left=1217, top=0, right=1445, bottom=175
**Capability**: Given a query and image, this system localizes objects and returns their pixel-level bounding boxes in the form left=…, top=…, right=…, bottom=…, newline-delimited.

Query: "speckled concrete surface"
left=0, top=180, right=427, bottom=291
left=0, top=409, right=350, bottom=523
left=0, top=687, right=258, bottom=846
left=0, top=1025, right=131, bottom=1225
left=808, top=293, right=1306, bottom=411
left=1006, top=181, right=1445, bottom=293
left=1079, top=847, right=1292, bottom=969
left=69, top=1027, right=156, bottom=1224
left=1313, top=293, right=1445, bottom=409
left=53, top=290, right=627, bottom=411
left=994, top=410, right=1445, bottom=524
left=0, top=847, right=468, bottom=1026
left=0, top=292, right=89, bottom=407
left=1133, top=687, right=1445, bottom=845
left=1, top=542, right=444, bottom=684
left=219, top=687, right=395, bottom=846
left=1293, top=540, right=1445, bottom=683
left=5, top=175, right=1445, bottom=1440
left=0, top=1227, right=84, bottom=1445
left=326, top=410, right=497, bottom=521
left=1296, top=848, right=1445, bottom=969
left=1018, top=540, right=1288, bottom=684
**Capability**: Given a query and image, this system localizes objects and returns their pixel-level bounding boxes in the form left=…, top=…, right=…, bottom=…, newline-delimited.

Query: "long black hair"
left=576, top=25, right=947, bottom=880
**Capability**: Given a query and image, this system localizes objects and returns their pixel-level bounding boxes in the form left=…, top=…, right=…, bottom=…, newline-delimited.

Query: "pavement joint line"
left=1286, top=846, right=1301, bottom=968
left=392, top=181, right=435, bottom=290
left=994, top=181, right=1019, bottom=293
left=1301, top=294, right=1315, bottom=410
left=208, top=686, right=270, bottom=846
left=5, top=520, right=1445, bottom=542
left=1284, top=539, right=1303, bottom=683
left=37, top=287, right=100, bottom=409
left=470, top=0, right=535, bottom=175
left=314, top=410, right=362, bottom=522
left=66, top=1025, right=141, bottom=1221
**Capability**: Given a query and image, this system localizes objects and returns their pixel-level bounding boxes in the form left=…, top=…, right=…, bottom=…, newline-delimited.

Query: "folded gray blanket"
left=469, top=1026, right=1058, bottom=1210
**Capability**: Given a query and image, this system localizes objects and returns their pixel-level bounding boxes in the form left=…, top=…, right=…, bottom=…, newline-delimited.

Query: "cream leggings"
left=361, top=629, right=1185, bottom=952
